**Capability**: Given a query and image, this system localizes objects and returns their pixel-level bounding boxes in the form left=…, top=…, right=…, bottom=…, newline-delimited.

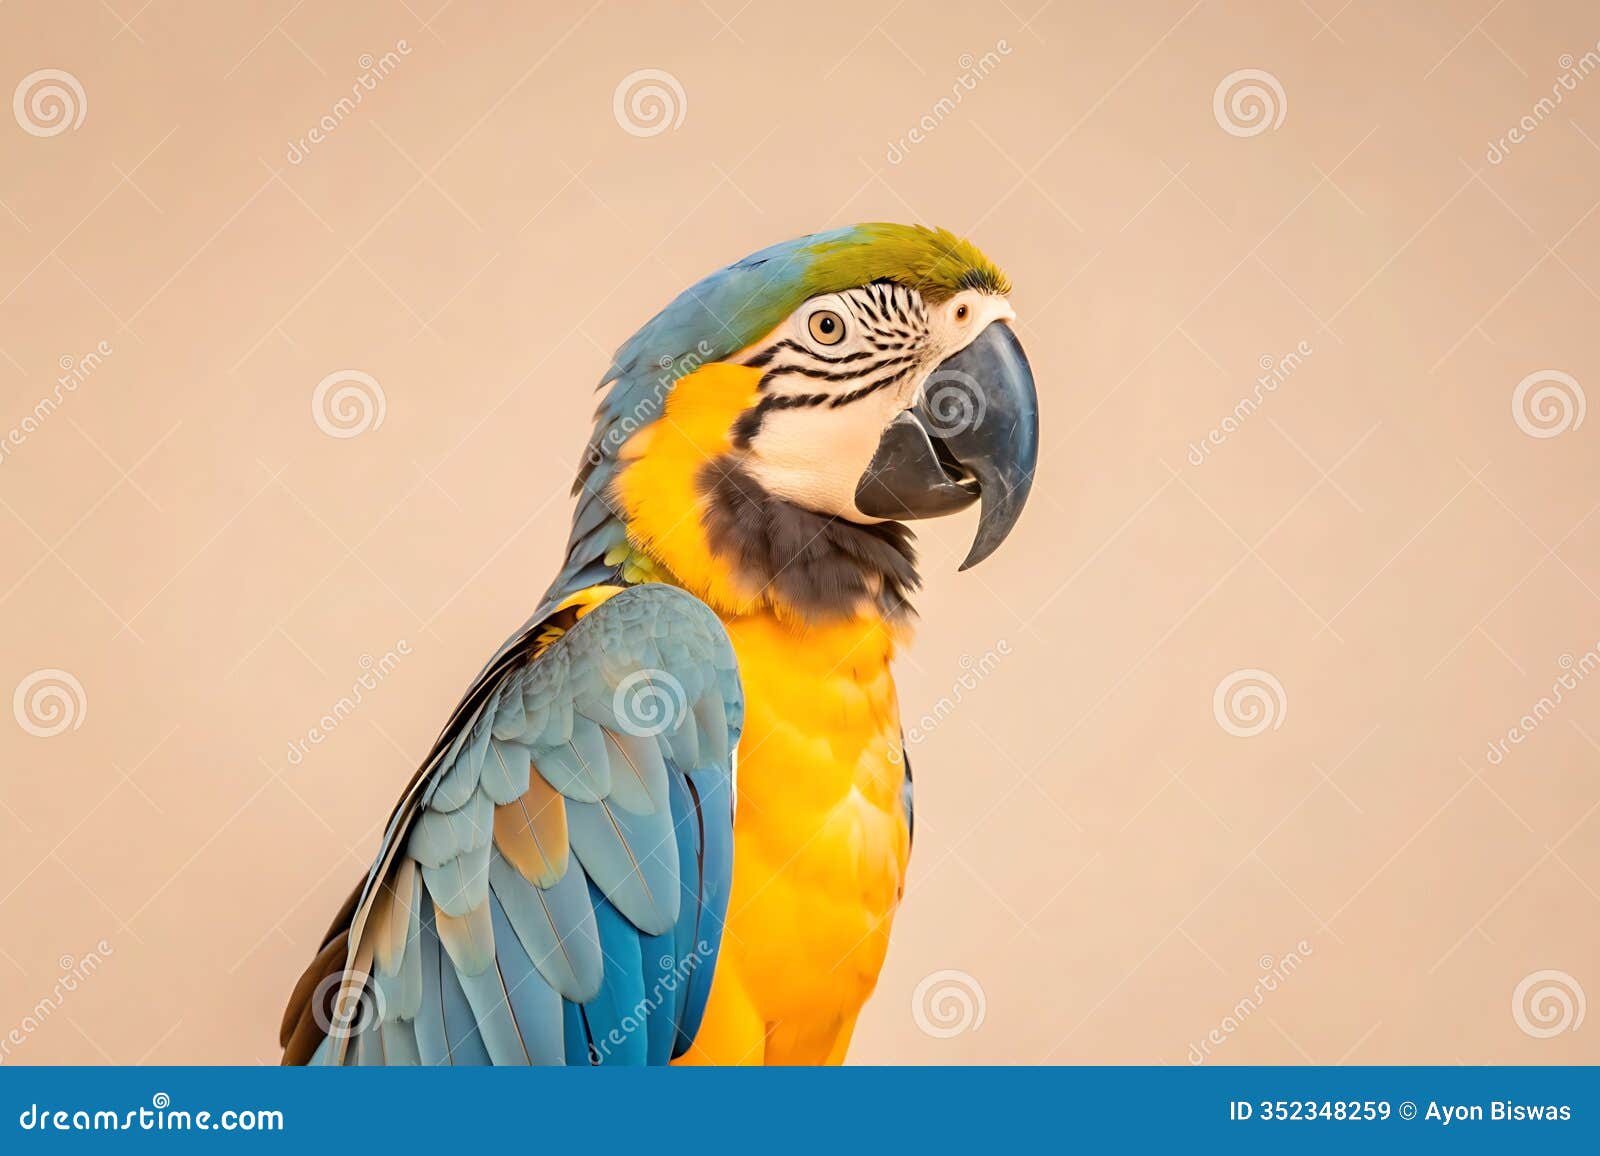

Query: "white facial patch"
left=733, top=286, right=1015, bottom=522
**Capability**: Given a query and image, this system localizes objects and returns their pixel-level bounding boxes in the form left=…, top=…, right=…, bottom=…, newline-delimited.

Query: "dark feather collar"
left=698, top=459, right=920, bottom=623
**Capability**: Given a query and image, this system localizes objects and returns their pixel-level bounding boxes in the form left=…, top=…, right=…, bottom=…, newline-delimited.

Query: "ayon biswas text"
left=1426, top=1101, right=1572, bottom=1125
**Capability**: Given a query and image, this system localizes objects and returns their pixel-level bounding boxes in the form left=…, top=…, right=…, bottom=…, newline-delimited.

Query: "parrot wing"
left=280, top=582, right=742, bottom=1066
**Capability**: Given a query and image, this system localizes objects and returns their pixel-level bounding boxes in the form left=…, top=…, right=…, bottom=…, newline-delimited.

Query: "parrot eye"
left=955, top=303, right=970, bottom=322
left=807, top=310, right=846, bottom=346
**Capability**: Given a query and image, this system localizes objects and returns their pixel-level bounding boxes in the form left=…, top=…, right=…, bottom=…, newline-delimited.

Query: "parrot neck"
left=605, top=362, right=921, bottom=634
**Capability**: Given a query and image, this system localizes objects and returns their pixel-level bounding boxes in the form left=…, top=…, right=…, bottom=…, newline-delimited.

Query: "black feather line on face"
left=730, top=390, right=827, bottom=448
left=698, top=459, right=920, bottom=622
left=734, top=282, right=931, bottom=443
left=758, top=351, right=918, bottom=387
left=731, top=356, right=910, bottom=445
left=828, top=362, right=913, bottom=407
left=746, top=340, right=875, bottom=369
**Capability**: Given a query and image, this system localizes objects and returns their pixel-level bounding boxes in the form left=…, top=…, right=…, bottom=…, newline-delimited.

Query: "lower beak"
left=854, top=321, right=1039, bottom=570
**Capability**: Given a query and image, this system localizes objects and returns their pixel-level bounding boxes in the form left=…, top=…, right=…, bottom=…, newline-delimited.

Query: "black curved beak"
left=854, top=321, right=1038, bottom=570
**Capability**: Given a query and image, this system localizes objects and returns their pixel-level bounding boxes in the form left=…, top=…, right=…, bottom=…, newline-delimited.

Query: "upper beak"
left=854, top=321, right=1038, bottom=570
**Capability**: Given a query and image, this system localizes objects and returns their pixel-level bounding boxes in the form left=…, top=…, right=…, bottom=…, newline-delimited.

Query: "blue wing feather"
left=675, top=765, right=733, bottom=1055
left=581, top=885, right=649, bottom=1065
left=640, top=926, right=678, bottom=1066
left=296, top=584, right=743, bottom=1068
left=412, top=904, right=448, bottom=1066
left=436, top=923, right=489, bottom=1065
left=488, top=891, right=565, bottom=1064
left=563, top=1000, right=593, bottom=1065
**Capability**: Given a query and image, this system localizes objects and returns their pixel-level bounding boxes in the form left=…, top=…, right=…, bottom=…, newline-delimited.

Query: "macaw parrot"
left=280, top=223, right=1038, bottom=1066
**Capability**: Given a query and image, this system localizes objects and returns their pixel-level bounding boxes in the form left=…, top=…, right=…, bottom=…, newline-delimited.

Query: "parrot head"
left=559, top=223, right=1038, bottom=624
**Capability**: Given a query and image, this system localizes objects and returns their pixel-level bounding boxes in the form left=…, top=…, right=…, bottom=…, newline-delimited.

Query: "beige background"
left=1, top=0, right=1597, bottom=1065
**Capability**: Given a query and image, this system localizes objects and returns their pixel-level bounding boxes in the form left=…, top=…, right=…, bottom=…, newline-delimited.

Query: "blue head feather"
left=549, top=228, right=854, bottom=598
